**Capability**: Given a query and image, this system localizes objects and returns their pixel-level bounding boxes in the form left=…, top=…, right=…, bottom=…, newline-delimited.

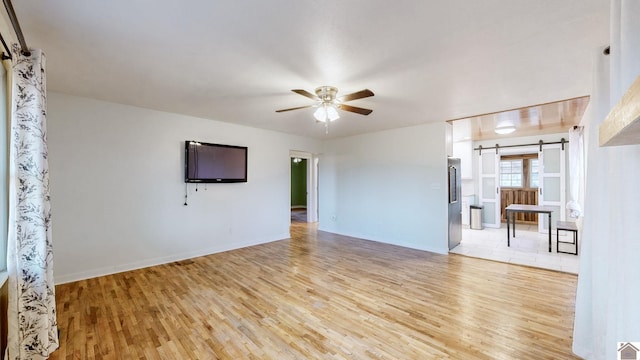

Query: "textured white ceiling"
left=14, top=0, right=609, bottom=139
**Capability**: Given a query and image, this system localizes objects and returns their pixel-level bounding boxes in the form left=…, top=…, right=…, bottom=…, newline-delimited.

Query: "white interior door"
left=478, top=150, right=501, bottom=228
left=538, top=144, right=566, bottom=232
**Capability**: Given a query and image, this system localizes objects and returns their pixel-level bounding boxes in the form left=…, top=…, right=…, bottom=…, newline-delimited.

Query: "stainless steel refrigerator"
left=448, top=158, right=462, bottom=250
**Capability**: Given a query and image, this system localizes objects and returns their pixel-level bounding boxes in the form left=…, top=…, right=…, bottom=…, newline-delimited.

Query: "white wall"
left=47, top=92, right=321, bottom=283
left=573, top=1, right=640, bottom=358
left=318, top=122, right=449, bottom=254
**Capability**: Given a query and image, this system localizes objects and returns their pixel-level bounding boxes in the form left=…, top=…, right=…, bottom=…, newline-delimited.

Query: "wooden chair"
left=556, top=221, right=578, bottom=255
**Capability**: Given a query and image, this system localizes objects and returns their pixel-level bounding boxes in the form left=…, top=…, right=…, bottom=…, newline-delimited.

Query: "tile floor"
left=450, top=223, right=580, bottom=274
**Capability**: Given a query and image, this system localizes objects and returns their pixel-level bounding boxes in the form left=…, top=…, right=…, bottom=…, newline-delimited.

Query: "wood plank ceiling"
left=450, top=96, right=590, bottom=141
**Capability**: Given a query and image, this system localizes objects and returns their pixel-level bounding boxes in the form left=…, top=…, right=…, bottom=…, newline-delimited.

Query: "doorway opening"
left=498, top=148, right=539, bottom=227
left=291, top=157, right=307, bottom=223
left=290, top=151, right=318, bottom=224
left=451, top=142, right=577, bottom=273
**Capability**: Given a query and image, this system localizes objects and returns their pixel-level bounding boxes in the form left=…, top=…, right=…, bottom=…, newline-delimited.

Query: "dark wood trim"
left=500, top=153, right=538, bottom=160
left=1, top=279, right=8, bottom=357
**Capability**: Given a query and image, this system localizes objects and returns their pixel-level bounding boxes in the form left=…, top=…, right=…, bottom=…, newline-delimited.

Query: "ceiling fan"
left=276, top=86, right=374, bottom=124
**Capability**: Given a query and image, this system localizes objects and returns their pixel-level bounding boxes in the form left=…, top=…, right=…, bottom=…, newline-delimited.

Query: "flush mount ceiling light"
left=494, top=112, right=518, bottom=135
left=276, top=86, right=374, bottom=133
left=495, top=124, right=516, bottom=135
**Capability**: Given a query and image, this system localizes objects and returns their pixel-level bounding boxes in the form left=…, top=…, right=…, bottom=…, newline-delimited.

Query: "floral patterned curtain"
left=6, top=44, right=58, bottom=359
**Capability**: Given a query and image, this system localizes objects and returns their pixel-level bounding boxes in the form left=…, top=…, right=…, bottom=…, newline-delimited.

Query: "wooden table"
left=505, top=204, right=554, bottom=252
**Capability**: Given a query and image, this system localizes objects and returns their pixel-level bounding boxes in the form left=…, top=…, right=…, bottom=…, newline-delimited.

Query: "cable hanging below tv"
left=184, top=140, right=248, bottom=183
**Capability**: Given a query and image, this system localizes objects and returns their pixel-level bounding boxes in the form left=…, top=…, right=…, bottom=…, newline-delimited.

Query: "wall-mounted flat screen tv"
left=185, top=141, right=248, bottom=183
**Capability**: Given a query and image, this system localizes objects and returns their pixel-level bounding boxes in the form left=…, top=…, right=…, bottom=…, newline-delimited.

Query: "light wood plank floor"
left=51, top=223, right=579, bottom=359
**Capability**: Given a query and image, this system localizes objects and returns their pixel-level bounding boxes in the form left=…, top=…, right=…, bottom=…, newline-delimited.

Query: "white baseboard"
left=316, top=226, right=448, bottom=255
left=54, top=233, right=290, bottom=284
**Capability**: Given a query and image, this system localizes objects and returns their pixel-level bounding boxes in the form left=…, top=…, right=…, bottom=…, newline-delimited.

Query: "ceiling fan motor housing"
left=316, top=86, right=338, bottom=103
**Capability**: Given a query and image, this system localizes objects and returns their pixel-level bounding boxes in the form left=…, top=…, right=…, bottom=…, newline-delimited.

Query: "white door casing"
left=290, top=150, right=318, bottom=222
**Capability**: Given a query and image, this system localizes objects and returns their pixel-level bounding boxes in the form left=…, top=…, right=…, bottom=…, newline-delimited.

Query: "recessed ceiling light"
left=495, top=125, right=516, bottom=135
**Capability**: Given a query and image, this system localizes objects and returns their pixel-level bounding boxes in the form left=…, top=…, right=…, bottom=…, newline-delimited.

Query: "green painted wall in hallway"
left=291, top=159, right=307, bottom=207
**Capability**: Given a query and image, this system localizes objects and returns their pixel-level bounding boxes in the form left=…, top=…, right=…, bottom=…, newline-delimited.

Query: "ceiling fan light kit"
left=276, top=86, right=374, bottom=133
left=314, top=103, right=340, bottom=122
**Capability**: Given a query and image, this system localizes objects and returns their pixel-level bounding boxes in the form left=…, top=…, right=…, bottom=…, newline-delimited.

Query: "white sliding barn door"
left=478, top=150, right=501, bottom=228
left=538, top=144, right=566, bottom=232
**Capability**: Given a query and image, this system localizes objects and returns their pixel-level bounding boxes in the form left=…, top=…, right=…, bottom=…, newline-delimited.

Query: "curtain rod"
left=1, top=0, right=29, bottom=60
left=0, top=31, right=10, bottom=60
left=474, top=138, right=568, bottom=154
